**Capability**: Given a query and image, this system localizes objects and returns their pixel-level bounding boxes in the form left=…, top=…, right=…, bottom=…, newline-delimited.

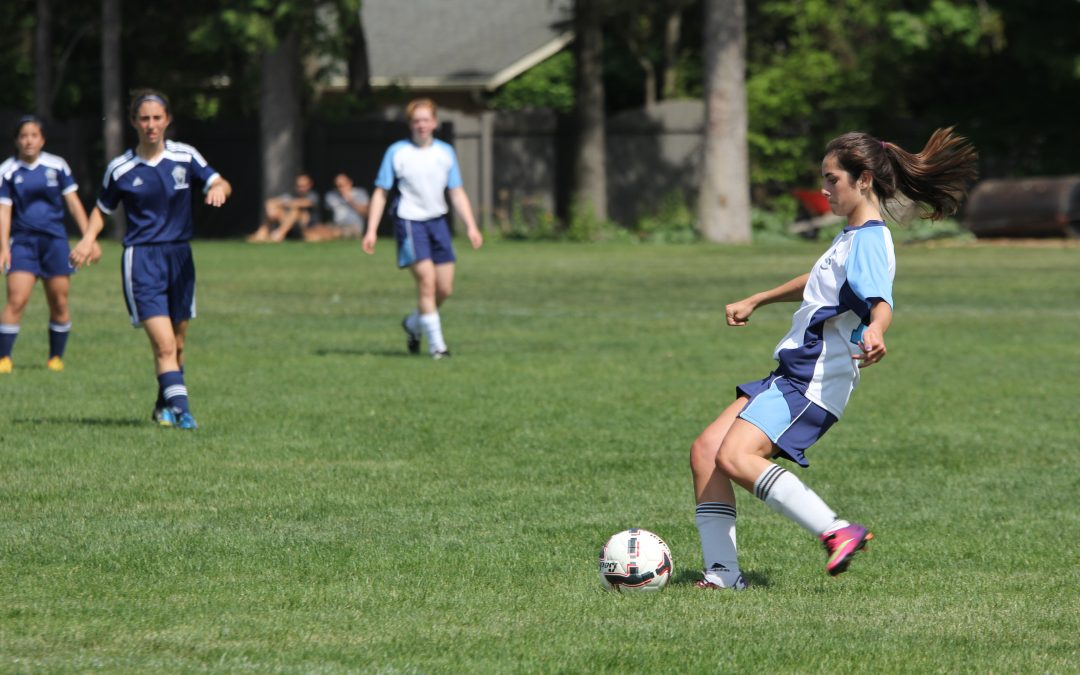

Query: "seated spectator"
left=247, top=173, right=321, bottom=242
left=303, top=173, right=370, bottom=241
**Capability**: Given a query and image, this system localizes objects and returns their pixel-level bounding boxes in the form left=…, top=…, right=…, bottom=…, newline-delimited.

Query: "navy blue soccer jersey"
left=0, top=152, right=79, bottom=238
left=96, top=141, right=221, bottom=246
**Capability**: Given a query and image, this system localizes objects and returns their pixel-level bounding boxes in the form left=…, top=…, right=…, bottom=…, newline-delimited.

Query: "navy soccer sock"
left=0, top=323, right=20, bottom=358
left=157, top=370, right=190, bottom=414
left=48, top=321, right=71, bottom=359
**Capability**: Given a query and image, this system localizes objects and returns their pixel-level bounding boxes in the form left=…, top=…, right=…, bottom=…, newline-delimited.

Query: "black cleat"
left=402, top=316, right=421, bottom=355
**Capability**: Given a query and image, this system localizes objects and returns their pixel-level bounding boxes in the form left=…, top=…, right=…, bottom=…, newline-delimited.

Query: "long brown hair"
left=825, top=127, right=978, bottom=221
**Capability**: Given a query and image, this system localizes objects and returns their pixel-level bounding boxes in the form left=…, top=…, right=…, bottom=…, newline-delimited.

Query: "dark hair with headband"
left=128, top=89, right=171, bottom=121
left=825, top=127, right=978, bottom=221
left=13, top=114, right=44, bottom=140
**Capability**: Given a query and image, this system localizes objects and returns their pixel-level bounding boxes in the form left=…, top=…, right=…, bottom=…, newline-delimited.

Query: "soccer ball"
left=598, top=528, right=673, bottom=593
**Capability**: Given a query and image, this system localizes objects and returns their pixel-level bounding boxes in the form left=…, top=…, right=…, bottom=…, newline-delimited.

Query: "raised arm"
left=725, top=272, right=810, bottom=326
left=205, top=177, right=232, bottom=207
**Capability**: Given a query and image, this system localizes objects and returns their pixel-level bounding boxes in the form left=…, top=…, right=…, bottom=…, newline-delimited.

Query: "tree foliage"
left=1, top=0, right=1076, bottom=196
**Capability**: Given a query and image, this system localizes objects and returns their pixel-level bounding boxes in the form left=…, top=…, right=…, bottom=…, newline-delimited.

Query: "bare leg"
left=690, top=397, right=749, bottom=505
left=434, top=262, right=455, bottom=307
left=2, top=272, right=36, bottom=325
left=143, top=316, right=181, bottom=374
left=43, top=275, right=71, bottom=324
left=410, top=260, right=438, bottom=314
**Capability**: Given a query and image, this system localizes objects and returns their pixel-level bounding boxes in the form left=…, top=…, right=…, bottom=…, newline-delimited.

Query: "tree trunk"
left=572, top=0, right=607, bottom=222
left=697, top=0, right=751, bottom=243
left=101, top=0, right=124, bottom=238
left=259, top=31, right=303, bottom=204
left=34, top=0, right=52, bottom=121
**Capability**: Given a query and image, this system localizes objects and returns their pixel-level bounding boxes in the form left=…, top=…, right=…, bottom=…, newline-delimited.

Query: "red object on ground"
left=792, top=189, right=831, bottom=216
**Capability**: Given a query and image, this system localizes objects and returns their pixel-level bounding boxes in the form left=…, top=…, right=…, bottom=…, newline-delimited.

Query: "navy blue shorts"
left=394, top=215, right=456, bottom=268
left=121, top=242, right=196, bottom=326
left=736, top=372, right=838, bottom=467
left=7, top=232, right=73, bottom=278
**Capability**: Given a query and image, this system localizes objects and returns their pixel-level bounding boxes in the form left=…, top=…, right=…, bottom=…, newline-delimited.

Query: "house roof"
left=363, top=0, right=574, bottom=92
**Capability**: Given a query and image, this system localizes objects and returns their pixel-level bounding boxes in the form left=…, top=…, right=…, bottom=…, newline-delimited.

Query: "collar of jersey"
left=843, top=219, right=886, bottom=232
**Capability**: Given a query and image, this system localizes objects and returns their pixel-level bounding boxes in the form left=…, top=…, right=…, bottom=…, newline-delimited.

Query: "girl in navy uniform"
left=690, top=128, right=978, bottom=589
left=70, top=90, right=232, bottom=429
left=362, top=98, right=483, bottom=359
left=0, top=115, right=97, bottom=373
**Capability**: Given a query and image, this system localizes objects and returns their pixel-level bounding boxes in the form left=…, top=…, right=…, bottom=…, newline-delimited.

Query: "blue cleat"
left=152, top=406, right=177, bottom=428
left=176, top=411, right=199, bottom=430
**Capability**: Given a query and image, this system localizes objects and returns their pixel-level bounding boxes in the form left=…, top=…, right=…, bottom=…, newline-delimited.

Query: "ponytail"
left=825, top=127, right=979, bottom=221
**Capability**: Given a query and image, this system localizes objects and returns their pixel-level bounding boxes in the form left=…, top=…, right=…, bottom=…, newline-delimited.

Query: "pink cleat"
left=821, top=523, right=873, bottom=576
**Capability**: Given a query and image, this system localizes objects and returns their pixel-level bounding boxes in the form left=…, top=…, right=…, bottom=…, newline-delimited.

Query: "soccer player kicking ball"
left=689, top=129, right=978, bottom=589
left=362, top=98, right=483, bottom=359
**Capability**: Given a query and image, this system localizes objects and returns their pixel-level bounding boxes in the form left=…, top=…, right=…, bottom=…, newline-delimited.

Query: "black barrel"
left=963, top=176, right=1080, bottom=238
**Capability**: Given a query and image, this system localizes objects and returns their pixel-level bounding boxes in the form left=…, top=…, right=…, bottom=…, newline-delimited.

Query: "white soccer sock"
left=419, top=312, right=446, bottom=354
left=695, top=502, right=743, bottom=586
left=753, top=464, right=846, bottom=537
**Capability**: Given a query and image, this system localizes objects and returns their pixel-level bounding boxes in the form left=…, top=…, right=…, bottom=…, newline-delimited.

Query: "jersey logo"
left=171, top=166, right=189, bottom=190
left=13, top=175, right=23, bottom=184
left=132, top=176, right=144, bottom=187
left=820, top=247, right=839, bottom=269
left=45, top=168, right=59, bottom=187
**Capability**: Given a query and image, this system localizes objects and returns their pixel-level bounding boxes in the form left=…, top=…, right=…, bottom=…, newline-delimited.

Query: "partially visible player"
left=0, top=115, right=98, bottom=373
left=69, top=90, right=232, bottom=429
left=690, top=128, right=978, bottom=589
left=362, top=98, right=483, bottom=359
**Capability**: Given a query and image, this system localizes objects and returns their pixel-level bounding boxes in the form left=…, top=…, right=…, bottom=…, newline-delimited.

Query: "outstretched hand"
left=205, top=184, right=229, bottom=207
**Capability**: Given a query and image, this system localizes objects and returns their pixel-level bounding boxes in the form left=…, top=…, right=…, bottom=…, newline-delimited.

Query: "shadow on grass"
left=313, top=347, right=414, bottom=358
left=672, top=567, right=771, bottom=589
left=11, top=416, right=146, bottom=428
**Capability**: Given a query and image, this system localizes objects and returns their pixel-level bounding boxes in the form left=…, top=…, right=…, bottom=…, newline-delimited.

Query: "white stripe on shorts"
left=123, top=246, right=140, bottom=326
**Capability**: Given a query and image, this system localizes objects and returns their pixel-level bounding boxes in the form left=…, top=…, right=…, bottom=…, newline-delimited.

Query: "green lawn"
left=1, top=238, right=1078, bottom=672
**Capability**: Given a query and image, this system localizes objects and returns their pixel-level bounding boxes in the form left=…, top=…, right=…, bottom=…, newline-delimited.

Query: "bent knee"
left=690, top=436, right=719, bottom=475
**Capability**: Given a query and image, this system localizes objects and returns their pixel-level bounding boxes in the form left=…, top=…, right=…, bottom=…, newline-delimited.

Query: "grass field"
left=1, top=238, right=1078, bottom=673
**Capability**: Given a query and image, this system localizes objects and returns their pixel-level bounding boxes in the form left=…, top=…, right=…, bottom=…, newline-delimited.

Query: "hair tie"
left=134, top=94, right=168, bottom=109
left=880, top=140, right=888, bottom=151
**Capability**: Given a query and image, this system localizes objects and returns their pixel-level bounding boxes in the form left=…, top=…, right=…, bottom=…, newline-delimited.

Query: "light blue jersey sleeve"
left=374, top=142, right=405, bottom=191
left=439, top=140, right=463, bottom=190
left=846, top=226, right=894, bottom=308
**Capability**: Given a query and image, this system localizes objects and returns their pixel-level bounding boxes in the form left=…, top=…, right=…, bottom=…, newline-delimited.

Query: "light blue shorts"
left=736, top=373, right=838, bottom=467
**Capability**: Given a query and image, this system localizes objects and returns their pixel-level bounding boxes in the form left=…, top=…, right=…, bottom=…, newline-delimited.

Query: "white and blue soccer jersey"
left=374, top=139, right=462, bottom=221
left=773, top=220, right=895, bottom=418
left=0, top=152, right=79, bottom=238
left=97, top=140, right=221, bottom=246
